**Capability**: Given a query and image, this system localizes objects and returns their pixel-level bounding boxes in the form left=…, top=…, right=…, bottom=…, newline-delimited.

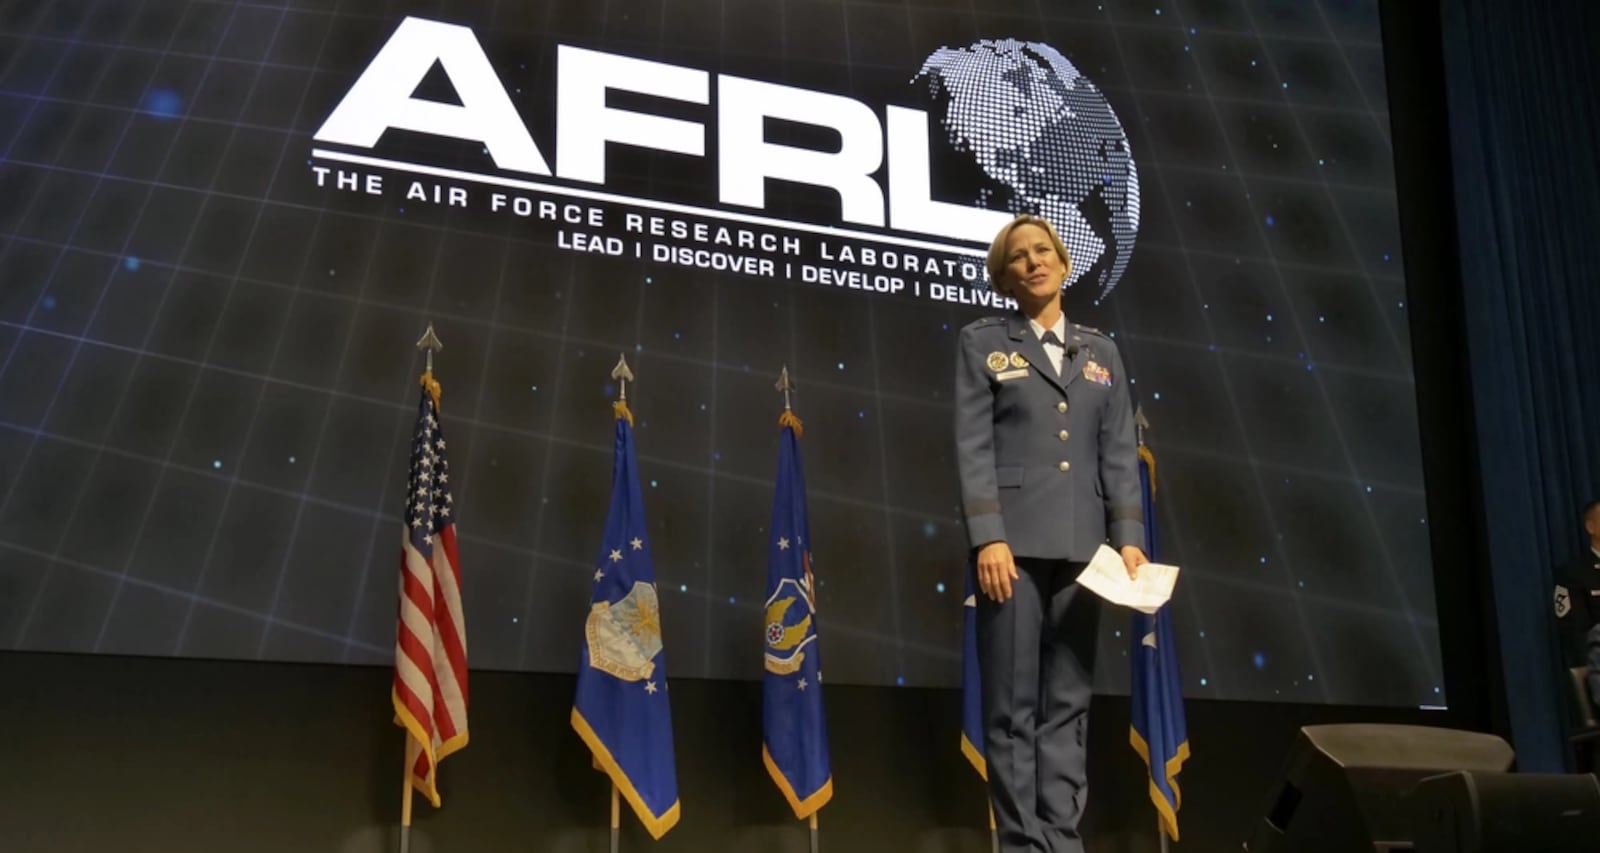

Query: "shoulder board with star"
left=961, top=316, right=1007, bottom=334
left=1074, top=324, right=1119, bottom=345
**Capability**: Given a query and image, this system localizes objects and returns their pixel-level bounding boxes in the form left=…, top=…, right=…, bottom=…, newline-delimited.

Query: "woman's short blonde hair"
left=985, top=214, right=1073, bottom=294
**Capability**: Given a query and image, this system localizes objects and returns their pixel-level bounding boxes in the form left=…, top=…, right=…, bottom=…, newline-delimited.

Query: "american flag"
left=393, top=379, right=469, bottom=808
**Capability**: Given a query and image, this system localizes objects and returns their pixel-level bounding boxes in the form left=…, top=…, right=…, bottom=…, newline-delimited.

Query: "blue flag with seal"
left=572, top=395, right=680, bottom=839
left=960, top=566, right=986, bottom=781
left=761, top=406, right=834, bottom=819
left=1129, top=440, right=1190, bottom=842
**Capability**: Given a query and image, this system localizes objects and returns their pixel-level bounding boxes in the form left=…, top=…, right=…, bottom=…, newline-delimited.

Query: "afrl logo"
left=311, top=16, right=1140, bottom=299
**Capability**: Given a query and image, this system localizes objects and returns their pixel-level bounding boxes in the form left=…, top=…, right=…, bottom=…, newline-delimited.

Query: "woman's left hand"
left=1119, top=546, right=1149, bottom=580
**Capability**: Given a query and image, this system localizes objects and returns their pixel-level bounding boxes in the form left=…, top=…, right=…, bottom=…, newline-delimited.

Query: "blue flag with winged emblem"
left=762, top=413, right=834, bottom=818
left=572, top=404, right=680, bottom=839
left=1129, top=444, right=1189, bottom=841
left=960, top=566, right=986, bottom=780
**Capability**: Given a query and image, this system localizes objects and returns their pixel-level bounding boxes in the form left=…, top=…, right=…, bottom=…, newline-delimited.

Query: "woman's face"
left=1002, top=223, right=1066, bottom=308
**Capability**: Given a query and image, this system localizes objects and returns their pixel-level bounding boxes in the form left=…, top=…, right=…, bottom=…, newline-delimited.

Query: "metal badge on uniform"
left=1082, top=359, right=1112, bottom=386
left=1556, top=584, right=1571, bottom=617
left=991, top=351, right=1028, bottom=380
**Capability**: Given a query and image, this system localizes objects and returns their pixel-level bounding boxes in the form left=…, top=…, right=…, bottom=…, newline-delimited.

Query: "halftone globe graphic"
left=917, top=39, right=1141, bottom=300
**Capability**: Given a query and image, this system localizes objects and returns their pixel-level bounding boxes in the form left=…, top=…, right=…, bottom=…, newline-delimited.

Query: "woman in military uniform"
left=953, top=214, right=1147, bottom=853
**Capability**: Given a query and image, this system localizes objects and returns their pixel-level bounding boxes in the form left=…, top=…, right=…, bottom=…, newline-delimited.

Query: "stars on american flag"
left=778, top=537, right=790, bottom=550
left=406, top=395, right=455, bottom=553
left=609, top=549, right=623, bottom=562
left=645, top=681, right=658, bottom=695
left=630, top=537, right=643, bottom=550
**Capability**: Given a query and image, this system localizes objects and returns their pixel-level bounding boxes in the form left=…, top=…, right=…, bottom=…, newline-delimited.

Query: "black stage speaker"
left=1243, top=724, right=1514, bottom=853
left=1409, top=770, right=1600, bottom=853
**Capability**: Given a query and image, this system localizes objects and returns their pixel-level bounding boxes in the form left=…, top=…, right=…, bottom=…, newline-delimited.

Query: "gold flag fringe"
left=778, top=409, right=804, bottom=439
left=420, top=370, right=442, bottom=411
left=1137, top=444, right=1156, bottom=498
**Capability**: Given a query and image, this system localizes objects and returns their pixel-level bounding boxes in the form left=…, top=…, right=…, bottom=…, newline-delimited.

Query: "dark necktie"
left=1041, top=330, right=1063, bottom=375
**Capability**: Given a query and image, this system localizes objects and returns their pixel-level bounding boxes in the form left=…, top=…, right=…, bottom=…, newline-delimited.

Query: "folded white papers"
left=1075, top=544, right=1179, bottom=614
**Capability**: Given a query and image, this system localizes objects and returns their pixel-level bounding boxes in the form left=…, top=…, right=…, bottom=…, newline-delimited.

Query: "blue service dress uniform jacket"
left=954, top=313, right=1144, bottom=559
left=953, top=311, right=1147, bottom=853
left=1555, top=551, right=1600, bottom=667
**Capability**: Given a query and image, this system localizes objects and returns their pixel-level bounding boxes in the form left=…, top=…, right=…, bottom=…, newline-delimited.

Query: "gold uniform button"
left=1058, top=430, right=1070, bottom=441
left=1056, top=401, right=1068, bottom=413
left=1058, top=461, right=1071, bottom=472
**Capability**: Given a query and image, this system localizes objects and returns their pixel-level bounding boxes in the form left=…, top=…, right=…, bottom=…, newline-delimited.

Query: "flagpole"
left=1142, top=407, right=1164, bottom=853
left=809, top=812, right=818, bottom=853
left=399, top=324, right=442, bottom=853
left=610, top=782, right=620, bottom=853
left=609, top=358, right=629, bottom=853
left=399, top=735, right=417, bottom=853
left=1138, top=407, right=1176, bottom=853
left=988, top=802, right=999, bottom=853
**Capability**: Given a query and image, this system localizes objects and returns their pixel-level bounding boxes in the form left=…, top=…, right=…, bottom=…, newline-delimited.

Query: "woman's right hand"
left=976, top=541, right=1019, bottom=603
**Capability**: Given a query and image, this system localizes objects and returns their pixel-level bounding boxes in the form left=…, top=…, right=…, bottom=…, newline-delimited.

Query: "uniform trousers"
left=976, top=556, right=1101, bottom=853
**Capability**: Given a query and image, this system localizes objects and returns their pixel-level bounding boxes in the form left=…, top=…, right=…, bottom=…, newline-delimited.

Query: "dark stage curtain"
left=1440, top=0, right=1600, bottom=771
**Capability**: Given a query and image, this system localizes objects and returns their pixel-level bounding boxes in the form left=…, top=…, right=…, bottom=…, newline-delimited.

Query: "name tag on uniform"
left=996, top=368, right=1029, bottom=381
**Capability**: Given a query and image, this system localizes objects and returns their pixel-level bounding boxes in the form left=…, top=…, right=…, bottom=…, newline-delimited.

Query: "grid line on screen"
left=1080, top=0, right=1234, bottom=699
left=0, top=315, right=1437, bottom=511
left=26, top=318, right=1369, bottom=513
left=1227, top=9, right=1408, bottom=361
left=444, top=0, right=531, bottom=672
left=1308, top=0, right=1399, bottom=154
left=695, top=147, right=725, bottom=670
left=1, top=537, right=390, bottom=654
left=0, top=0, right=103, bottom=154
left=0, top=0, right=137, bottom=413
left=0, top=406, right=1438, bottom=638
left=329, top=0, right=482, bottom=661
left=1108, top=2, right=1339, bottom=700
left=845, top=0, right=910, bottom=683
left=245, top=0, right=368, bottom=658
left=7, top=0, right=209, bottom=648
left=510, top=249, right=581, bottom=671
left=509, top=0, right=587, bottom=674
left=1218, top=0, right=1439, bottom=680
left=92, top=0, right=296, bottom=655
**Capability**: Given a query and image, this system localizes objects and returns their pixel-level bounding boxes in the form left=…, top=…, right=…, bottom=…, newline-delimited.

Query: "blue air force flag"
left=572, top=404, right=680, bottom=839
left=1129, top=445, right=1189, bottom=841
left=960, top=567, right=986, bottom=780
left=762, top=415, right=834, bottom=818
